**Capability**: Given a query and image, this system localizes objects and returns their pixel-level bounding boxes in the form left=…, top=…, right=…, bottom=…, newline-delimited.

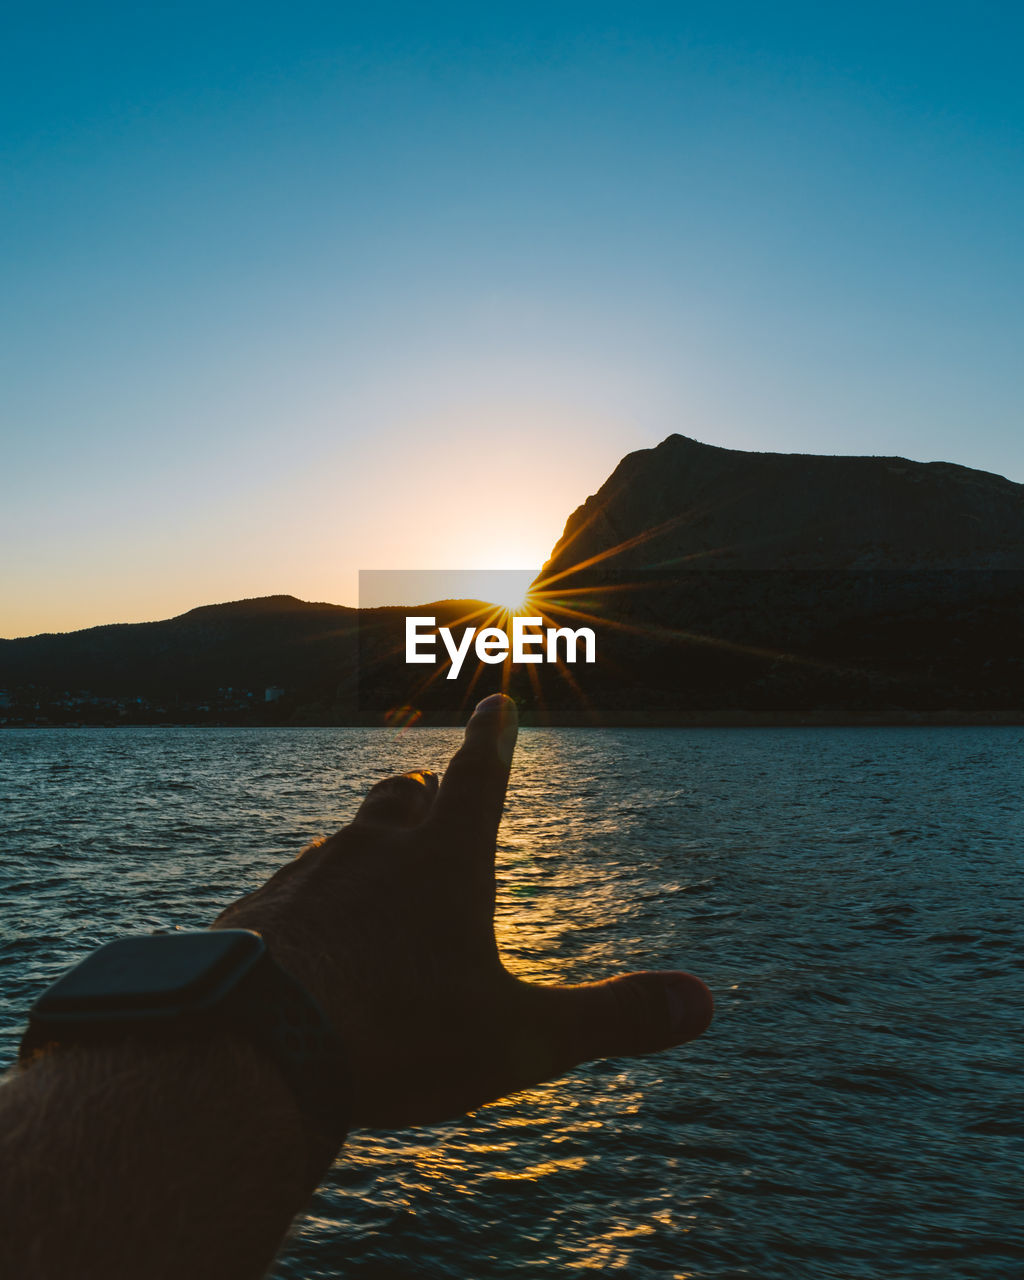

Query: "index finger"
left=429, top=693, right=518, bottom=846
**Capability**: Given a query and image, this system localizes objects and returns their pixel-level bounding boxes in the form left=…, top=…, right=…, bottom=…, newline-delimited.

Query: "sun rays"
left=360, top=492, right=866, bottom=727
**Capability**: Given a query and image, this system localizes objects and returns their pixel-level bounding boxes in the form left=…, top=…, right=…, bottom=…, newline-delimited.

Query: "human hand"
left=214, top=693, right=713, bottom=1129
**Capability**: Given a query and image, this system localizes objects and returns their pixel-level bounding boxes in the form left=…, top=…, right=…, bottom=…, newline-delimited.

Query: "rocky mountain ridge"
left=540, top=435, right=1024, bottom=582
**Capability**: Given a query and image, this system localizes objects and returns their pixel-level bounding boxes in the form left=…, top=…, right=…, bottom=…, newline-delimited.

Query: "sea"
left=2, top=726, right=1022, bottom=1279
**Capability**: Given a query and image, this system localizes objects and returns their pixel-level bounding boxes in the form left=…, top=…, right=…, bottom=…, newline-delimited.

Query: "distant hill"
left=3, top=439, right=1023, bottom=725
left=0, top=595, right=356, bottom=692
left=0, top=596, right=359, bottom=722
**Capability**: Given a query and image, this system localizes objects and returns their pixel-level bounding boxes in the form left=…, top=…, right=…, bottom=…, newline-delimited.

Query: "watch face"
left=31, top=930, right=265, bottom=1019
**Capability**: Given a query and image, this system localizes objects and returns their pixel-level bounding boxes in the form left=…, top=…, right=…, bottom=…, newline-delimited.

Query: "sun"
left=477, top=568, right=539, bottom=616
left=490, top=585, right=536, bottom=615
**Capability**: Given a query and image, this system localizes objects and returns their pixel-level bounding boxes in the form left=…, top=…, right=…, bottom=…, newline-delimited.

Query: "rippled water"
left=2, top=726, right=1022, bottom=1278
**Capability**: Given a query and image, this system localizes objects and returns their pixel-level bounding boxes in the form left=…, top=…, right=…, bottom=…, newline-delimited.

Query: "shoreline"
left=4, top=708, right=1023, bottom=729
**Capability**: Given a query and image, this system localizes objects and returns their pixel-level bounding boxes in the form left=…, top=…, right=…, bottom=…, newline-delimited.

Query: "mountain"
left=540, top=435, right=1024, bottom=578
left=3, top=438, right=1023, bottom=725
left=527, top=436, right=1024, bottom=721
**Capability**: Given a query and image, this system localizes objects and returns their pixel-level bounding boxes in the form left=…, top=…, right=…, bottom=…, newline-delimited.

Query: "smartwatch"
left=19, top=929, right=350, bottom=1187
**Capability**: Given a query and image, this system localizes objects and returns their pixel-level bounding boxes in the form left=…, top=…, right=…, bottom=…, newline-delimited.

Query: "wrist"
left=4, top=1034, right=314, bottom=1280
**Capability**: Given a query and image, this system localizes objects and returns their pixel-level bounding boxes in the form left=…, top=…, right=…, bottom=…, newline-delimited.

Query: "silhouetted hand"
left=214, top=693, right=713, bottom=1129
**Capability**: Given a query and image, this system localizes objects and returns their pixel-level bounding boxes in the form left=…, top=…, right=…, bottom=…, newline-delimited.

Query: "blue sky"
left=3, top=2, right=1022, bottom=635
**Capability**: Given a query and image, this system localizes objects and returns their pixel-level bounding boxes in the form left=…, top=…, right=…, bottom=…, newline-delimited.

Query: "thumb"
left=510, top=971, right=713, bottom=1081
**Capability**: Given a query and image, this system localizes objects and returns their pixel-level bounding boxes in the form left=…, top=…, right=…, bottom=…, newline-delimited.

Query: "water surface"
left=2, top=726, right=1022, bottom=1278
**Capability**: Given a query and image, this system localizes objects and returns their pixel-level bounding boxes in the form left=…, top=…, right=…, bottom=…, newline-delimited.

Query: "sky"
left=2, top=2, right=1022, bottom=637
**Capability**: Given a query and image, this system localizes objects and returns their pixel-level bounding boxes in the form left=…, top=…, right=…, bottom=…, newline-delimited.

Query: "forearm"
left=0, top=1036, right=316, bottom=1280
